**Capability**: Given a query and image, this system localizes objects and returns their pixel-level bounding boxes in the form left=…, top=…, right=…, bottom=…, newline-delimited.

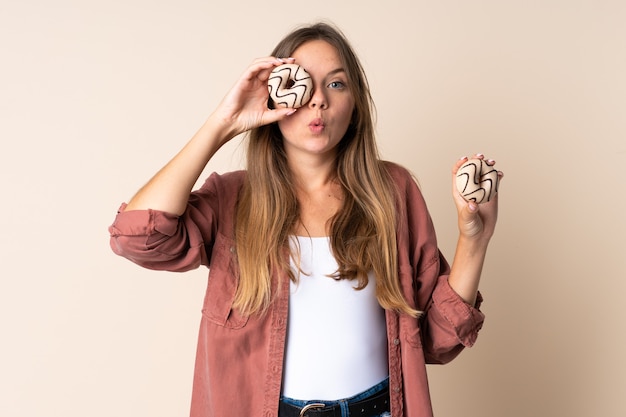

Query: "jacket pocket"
left=201, top=232, right=249, bottom=329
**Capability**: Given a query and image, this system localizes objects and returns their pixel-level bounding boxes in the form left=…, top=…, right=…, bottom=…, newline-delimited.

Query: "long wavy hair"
left=234, top=22, right=418, bottom=317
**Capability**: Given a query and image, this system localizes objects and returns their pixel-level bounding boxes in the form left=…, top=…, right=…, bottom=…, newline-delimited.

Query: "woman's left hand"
left=452, top=154, right=503, bottom=242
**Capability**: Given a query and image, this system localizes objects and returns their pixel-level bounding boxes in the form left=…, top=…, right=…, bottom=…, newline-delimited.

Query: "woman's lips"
left=309, top=118, right=325, bottom=134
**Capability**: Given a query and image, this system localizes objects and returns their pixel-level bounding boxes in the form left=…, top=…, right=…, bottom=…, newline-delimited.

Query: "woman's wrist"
left=203, top=112, right=239, bottom=148
left=455, top=234, right=491, bottom=257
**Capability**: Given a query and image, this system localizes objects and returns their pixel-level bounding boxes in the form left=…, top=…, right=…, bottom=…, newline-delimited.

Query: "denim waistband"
left=280, top=377, right=390, bottom=417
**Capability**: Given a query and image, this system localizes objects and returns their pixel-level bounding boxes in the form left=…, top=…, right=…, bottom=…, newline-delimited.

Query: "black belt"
left=278, top=385, right=390, bottom=417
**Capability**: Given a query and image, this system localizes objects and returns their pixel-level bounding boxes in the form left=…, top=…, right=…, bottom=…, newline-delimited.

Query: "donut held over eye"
left=267, top=64, right=314, bottom=109
left=455, top=158, right=500, bottom=204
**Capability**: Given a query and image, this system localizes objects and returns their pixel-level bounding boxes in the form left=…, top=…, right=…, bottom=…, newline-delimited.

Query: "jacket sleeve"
left=393, top=163, right=485, bottom=364
left=108, top=172, right=230, bottom=272
left=419, top=260, right=485, bottom=364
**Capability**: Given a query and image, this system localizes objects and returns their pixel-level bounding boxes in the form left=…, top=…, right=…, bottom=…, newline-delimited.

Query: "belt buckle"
left=299, top=403, right=326, bottom=417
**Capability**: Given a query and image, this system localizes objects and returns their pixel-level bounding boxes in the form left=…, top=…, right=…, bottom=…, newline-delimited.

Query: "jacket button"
left=393, top=338, right=400, bottom=345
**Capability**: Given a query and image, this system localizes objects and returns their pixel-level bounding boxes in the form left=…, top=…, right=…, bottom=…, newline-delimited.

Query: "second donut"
left=455, top=158, right=500, bottom=204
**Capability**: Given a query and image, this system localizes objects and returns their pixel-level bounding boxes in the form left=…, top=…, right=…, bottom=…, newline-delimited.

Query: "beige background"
left=1, top=0, right=624, bottom=416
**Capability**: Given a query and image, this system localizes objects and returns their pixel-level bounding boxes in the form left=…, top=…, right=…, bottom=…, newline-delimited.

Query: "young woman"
left=109, top=22, right=502, bottom=417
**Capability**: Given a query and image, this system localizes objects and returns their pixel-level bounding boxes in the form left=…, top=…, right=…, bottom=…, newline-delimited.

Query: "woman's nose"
left=308, top=87, right=328, bottom=109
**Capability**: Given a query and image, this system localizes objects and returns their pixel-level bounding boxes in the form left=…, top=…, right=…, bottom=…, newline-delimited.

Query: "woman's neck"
left=288, top=155, right=337, bottom=192
left=289, top=160, right=344, bottom=238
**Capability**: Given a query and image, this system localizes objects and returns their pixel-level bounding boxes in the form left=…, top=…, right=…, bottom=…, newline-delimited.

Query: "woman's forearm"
left=447, top=236, right=490, bottom=306
left=123, top=115, right=233, bottom=215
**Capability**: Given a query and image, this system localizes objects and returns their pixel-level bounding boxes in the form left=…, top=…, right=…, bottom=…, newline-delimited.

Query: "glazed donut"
left=455, top=158, right=500, bottom=204
left=267, top=64, right=313, bottom=108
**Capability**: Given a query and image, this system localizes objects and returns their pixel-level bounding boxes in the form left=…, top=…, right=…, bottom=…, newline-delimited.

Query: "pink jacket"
left=109, top=162, right=485, bottom=417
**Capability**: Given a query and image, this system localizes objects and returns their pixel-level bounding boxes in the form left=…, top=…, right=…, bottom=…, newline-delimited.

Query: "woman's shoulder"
left=381, top=160, right=428, bottom=208
left=209, top=169, right=247, bottom=184
left=381, top=160, right=417, bottom=187
left=198, top=170, right=247, bottom=194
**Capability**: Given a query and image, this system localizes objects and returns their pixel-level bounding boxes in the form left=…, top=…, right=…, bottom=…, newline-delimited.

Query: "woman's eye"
left=328, top=81, right=345, bottom=89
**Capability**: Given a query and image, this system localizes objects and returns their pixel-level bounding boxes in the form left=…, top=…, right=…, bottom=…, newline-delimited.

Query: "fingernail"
left=286, top=109, right=297, bottom=116
left=476, top=153, right=484, bottom=158
left=459, top=156, right=468, bottom=161
left=468, top=202, right=478, bottom=212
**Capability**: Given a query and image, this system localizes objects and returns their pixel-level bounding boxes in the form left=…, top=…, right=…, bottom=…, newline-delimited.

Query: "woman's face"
left=277, top=40, right=355, bottom=162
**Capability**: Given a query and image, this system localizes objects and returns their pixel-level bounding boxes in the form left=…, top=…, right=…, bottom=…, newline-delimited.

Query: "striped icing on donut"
left=455, top=158, right=500, bottom=204
left=267, top=64, right=313, bottom=108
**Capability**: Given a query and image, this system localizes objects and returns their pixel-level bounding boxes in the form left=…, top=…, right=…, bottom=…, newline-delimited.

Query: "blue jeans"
left=280, top=377, right=390, bottom=417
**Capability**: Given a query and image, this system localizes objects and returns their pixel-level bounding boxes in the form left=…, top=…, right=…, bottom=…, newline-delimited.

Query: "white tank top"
left=281, top=236, right=389, bottom=400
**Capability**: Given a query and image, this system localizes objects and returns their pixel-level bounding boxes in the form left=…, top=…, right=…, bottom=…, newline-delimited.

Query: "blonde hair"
left=234, top=23, right=419, bottom=317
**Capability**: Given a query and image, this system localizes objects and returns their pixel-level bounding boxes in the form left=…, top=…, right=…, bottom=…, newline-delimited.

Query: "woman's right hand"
left=210, top=57, right=298, bottom=142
